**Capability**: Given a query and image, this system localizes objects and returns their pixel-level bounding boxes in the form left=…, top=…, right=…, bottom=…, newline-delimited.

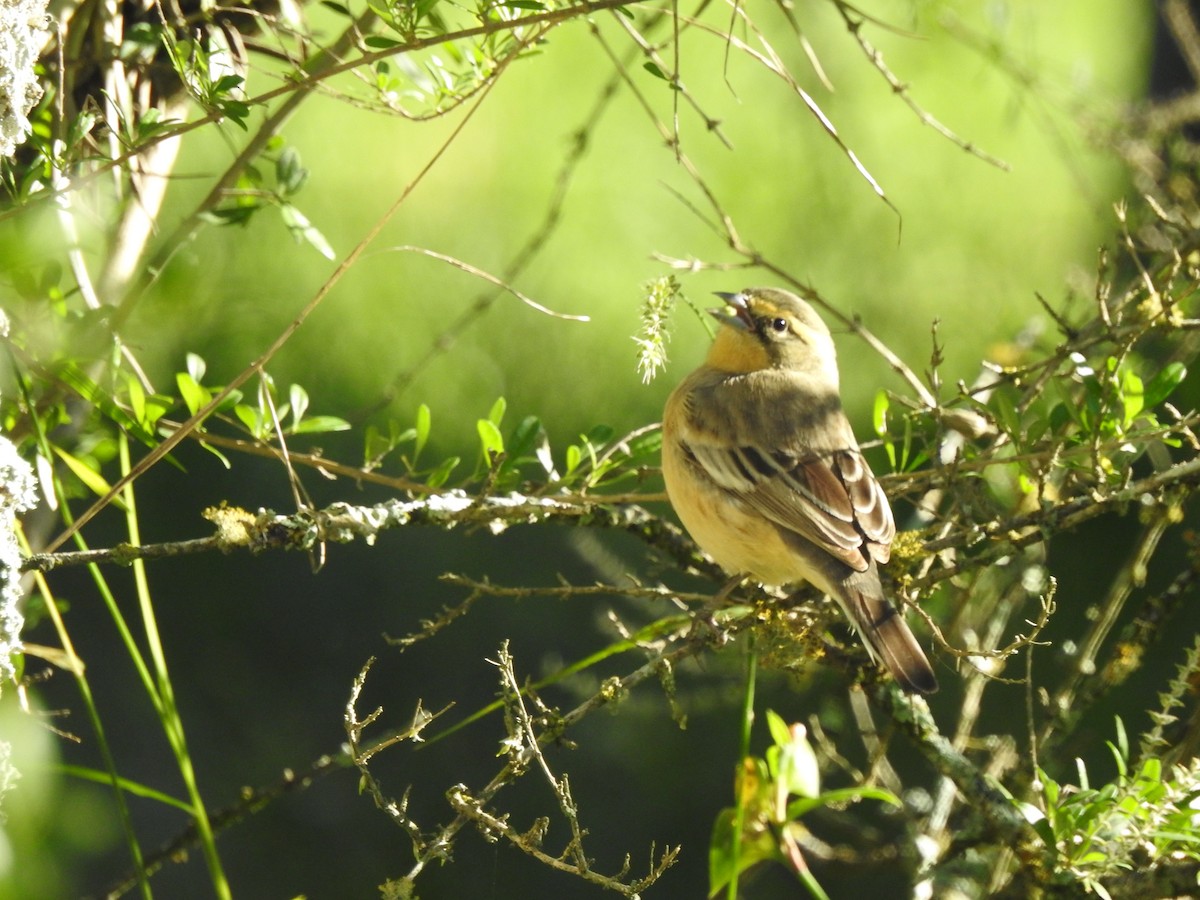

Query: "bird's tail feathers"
left=836, top=581, right=938, bottom=695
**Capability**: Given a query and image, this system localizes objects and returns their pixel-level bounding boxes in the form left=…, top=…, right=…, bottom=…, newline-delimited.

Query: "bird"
left=661, top=287, right=938, bottom=694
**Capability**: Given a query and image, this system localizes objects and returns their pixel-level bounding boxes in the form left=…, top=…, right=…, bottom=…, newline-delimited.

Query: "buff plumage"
left=661, top=287, right=937, bottom=694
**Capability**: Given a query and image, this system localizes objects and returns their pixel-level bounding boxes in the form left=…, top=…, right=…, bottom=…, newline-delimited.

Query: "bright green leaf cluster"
left=1026, top=717, right=1200, bottom=899
left=873, top=391, right=933, bottom=474
left=201, top=139, right=334, bottom=259
left=472, top=398, right=661, bottom=492
left=1073, top=355, right=1185, bottom=440
left=355, top=0, right=557, bottom=117
left=709, top=710, right=900, bottom=900
left=365, top=402, right=463, bottom=487
left=362, top=396, right=661, bottom=495
left=230, top=373, right=351, bottom=444
left=159, top=29, right=249, bottom=128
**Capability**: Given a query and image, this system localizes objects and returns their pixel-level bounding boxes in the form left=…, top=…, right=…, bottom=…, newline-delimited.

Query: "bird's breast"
left=662, top=435, right=823, bottom=588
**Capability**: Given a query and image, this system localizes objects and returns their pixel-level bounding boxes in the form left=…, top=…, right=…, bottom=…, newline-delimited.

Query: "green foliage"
left=709, top=709, right=900, bottom=899
left=358, top=389, right=663, bottom=493
left=1027, top=719, right=1200, bottom=898
left=873, top=390, right=932, bottom=474
left=993, top=350, right=1187, bottom=475
left=202, top=140, right=334, bottom=258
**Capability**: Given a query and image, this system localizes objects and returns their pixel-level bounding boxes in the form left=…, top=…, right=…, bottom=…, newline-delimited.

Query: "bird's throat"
left=705, top=327, right=771, bottom=374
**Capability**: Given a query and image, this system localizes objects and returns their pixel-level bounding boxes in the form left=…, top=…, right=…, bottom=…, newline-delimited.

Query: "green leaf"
left=127, top=376, right=145, bottom=424
left=1140, top=756, right=1162, bottom=783
left=213, top=74, right=244, bottom=94
left=204, top=205, right=259, bottom=226
left=426, top=455, right=459, bottom=488
left=1048, top=401, right=1076, bottom=433
left=320, top=0, right=353, bottom=15
left=994, top=389, right=1023, bottom=441
left=898, top=414, right=915, bottom=471
left=488, top=396, right=507, bottom=427
left=1028, top=815, right=1057, bottom=849
left=197, top=440, right=231, bottom=469
left=1148, top=829, right=1200, bottom=844
left=798, top=786, right=900, bottom=812
left=235, top=404, right=263, bottom=437
left=506, top=415, right=541, bottom=459
left=792, top=834, right=833, bottom=900
left=1120, top=367, right=1144, bottom=424
left=477, top=418, right=505, bottom=458
left=291, top=416, right=352, bottom=434
left=708, top=808, right=774, bottom=898
left=707, top=808, right=734, bottom=896
left=120, top=21, right=162, bottom=53
left=765, top=709, right=792, bottom=748
left=504, top=415, right=547, bottom=472
left=872, top=390, right=888, bottom=436
left=585, top=423, right=614, bottom=444
left=1039, top=768, right=1060, bottom=808
left=365, top=425, right=390, bottom=464
left=213, top=389, right=244, bottom=413
left=289, top=383, right=310, bottom=429
left=1145, top=362, right=1186, bottom=407
left=276, top=146, right=308, bottom=195
left=279, top=203, right=335, bottom=259
left=770, top=719, right=819, bottom=803
left=564, top=444, right=581, bottom=477
left=122, top=378, right=171, bottom=438
left=707, top=809, right=740, bottom=898
left=186, top=352, right=207, bottom=383
left=1025, top=410, right=1050, bottom=444
left=643, top=62, right=668, bottom=80
left=220, top=100, right=251, bottom=129
left=414, top=403, right=431, bottom=462
left=60, top=765, right=193, bottom=813
left=240, top=165, right=264, bottom=189
left=176, top=372, right=211, bottom=416
left=142, top=395, right=173, bottom=432
left=873, top=391, right=895, bottom=469
left=365, top=35, right=403, bottom=49
left=628, top=429, right=663, bottom=458
left=52, top=446, right=126, bottom=509
left=1110, top=716, right=1129, bottom=779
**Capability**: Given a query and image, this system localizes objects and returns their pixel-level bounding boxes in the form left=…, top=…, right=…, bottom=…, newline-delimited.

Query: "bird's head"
left=705, top=288, right=839, bottom=380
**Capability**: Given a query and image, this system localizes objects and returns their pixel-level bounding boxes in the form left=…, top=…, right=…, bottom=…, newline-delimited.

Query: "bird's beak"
left=709, top=291, right=752, bottom=331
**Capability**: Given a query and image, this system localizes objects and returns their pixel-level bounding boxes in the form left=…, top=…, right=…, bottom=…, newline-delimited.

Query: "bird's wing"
left=686, top=442, right=893, bottom=572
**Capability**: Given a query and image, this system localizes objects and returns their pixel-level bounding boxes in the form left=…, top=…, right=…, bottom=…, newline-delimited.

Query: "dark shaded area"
left=26, top=430, right=942, bottom=897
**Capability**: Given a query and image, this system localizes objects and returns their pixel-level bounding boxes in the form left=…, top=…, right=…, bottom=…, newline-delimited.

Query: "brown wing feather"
left=831, top=450, right=894, bottom=564
left=676, top=369, right=895, bottom=573
left=686, top=442, right=891, bottom=573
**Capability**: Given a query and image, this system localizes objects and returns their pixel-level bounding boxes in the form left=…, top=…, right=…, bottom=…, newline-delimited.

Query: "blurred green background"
left=0, top=0, right=1163, bottom=896
left=122, top=0, right=1152, bottom=439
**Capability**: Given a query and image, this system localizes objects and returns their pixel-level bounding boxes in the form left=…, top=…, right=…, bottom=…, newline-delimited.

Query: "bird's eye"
left=769, top=318, right=789, bottom=333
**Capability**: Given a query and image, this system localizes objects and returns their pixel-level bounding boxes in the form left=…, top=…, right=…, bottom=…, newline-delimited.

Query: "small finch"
left=661, top=287, right=937, bottom=694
